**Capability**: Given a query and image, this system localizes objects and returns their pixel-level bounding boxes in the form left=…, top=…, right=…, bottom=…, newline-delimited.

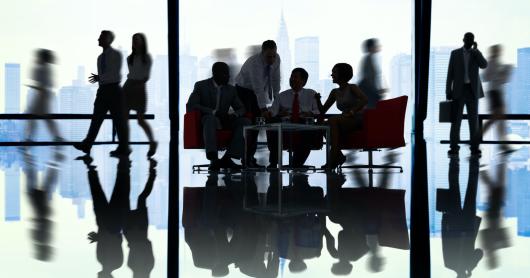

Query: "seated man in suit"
left=187, top=62, right=250, bottom=170
left=266, top=68, right=321, bottom=169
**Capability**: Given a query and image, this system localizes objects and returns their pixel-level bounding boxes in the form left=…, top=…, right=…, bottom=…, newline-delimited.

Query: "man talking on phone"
left=446, top=32, right=488, bottom=156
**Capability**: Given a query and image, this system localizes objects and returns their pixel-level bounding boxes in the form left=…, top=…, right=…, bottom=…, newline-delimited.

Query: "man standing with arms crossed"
left=75, top=30, right=130, bottom=157
left=446, top=32, right=487, bottom=156
left=235, top=40, right=281, bottom=167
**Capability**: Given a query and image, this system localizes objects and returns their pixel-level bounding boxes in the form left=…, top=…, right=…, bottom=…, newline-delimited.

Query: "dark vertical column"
left=411, top=0, right=432, bottom=278
left=167, top=0, right=178, bottom=277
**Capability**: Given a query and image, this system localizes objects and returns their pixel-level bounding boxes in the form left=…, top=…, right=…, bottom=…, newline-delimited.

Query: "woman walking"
left=123, top=33, right=157, bottom=157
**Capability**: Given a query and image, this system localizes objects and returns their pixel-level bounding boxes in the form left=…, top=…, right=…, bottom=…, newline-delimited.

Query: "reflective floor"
left=179, top=141, right=530, bottom=277
left=3, top=141, right=530, bottom=277
left=0, top=145, right=168, bottom=278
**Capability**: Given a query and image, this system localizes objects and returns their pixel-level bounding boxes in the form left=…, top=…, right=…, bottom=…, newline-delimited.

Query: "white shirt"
left=235, top=53, right=281, bottom=109
left=270, top=88, right=320, bottom=117
left=463, top=47, right=471, bottom=84
left=97, top=47, right=122, bottom=85
left=127, top=54, right=152, bottom=81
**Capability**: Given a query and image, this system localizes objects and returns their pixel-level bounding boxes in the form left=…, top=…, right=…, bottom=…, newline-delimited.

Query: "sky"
left=0, top=0, right=168, bottom=112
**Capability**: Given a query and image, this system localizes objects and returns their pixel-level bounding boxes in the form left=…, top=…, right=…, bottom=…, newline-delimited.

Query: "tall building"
left=4, top=166, right=20, bottom=221
left=58, top=82, right=96, bottom=141
left=4, top=63, right=21, bottom=113
left=276, top=11, right=292, bottom=91
left=509, top=48, right=530, bottom=114
left=294, top=37, right=319, bottom=91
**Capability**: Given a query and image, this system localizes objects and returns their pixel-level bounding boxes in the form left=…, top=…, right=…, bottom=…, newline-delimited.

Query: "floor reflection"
left=1, top=145, right=168, bottom=278
left=182, top=171, right=409, bottom=277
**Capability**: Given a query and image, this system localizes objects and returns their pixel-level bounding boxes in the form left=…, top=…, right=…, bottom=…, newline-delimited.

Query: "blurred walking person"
left=482, top=44, right=513, bottom=153
left=25, top=49, right=63, bottom=142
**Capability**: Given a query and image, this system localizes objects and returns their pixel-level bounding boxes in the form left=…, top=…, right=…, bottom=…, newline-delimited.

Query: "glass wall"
left=428, top=0, right=530, bottom=276
left=0, top=1, right=169, bottom=277
left=179, top=0, right=414, bottom=277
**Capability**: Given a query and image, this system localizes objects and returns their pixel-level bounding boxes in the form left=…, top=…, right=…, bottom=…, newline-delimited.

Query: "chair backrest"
left=363, top=95, right=408, bottom=148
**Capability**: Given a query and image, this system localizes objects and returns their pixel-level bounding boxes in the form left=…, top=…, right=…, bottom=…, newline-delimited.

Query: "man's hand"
left=473, top=42, right=478, bottom=50
left=88, top=73, right=99, bottom=84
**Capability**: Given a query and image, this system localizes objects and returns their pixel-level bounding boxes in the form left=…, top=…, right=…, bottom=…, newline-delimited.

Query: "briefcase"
left=439, top=100, right=453, bottom=123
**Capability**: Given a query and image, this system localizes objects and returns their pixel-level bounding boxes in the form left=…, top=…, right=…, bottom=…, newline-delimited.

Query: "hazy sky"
left=0, top=0, right=167, bottom=111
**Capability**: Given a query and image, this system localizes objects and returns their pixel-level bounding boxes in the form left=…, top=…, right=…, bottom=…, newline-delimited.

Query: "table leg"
left=243, top=127, right=248, bottom=169
left=326, top=127, right=330, bottom=170
left=278, top=125, right=283, bottom=171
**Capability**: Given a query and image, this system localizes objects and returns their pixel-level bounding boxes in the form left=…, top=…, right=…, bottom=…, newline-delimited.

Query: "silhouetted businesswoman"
left=75, top=30, right=130, bottom=157
left=446, top=32, right=488, bottom=156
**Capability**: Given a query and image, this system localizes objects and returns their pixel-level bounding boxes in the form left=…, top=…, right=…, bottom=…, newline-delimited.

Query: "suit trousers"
left=202, top=114, right=250, bottom=159
left=449, top=84, right=480, bottom=150
left=235, top=85, right=259, bottom=160
left=84, top=83, right=129, bottom=151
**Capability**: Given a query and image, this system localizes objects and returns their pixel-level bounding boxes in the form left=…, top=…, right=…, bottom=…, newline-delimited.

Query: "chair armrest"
left=184, top=110, right=203, bottom=149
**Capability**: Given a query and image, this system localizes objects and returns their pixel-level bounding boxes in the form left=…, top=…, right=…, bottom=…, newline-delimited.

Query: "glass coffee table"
left=243, top=122, right=330, bottom=171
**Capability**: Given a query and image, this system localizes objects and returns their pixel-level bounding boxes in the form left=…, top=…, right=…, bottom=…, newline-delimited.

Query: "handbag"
left=439, top=100, right=453, bottom=123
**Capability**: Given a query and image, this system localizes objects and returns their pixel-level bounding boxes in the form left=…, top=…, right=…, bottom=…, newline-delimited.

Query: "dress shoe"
left=219, top=157, right=242, bottom=171
left=470, top=148, right=482, bottom=157
left=447, top=148, right=459, bottom=156
left=110, top=147, right=132, bottom=157
left=73, top=142, right=91, bottom=154
left=147, top=141, right=158, bottom=157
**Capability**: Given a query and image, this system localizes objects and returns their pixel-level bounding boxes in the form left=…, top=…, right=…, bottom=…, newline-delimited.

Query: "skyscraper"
left=509, top=48, right=530, bottom=114
left=276, top=11, right=292, bottom=91
left=295, top=37, right=320, bottom=91
left=4, top=63, right=21, bottom=113
left=4, top=165, right=20, bottom=221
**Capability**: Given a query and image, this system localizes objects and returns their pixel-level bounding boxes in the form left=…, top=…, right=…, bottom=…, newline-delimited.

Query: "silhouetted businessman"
left=84, top=156, right=131, bottom=278
left=186, top=62, right=249, bottom=171
left=438, top=156, right=483, bottom=277
left=75, top=30, right=130, bottom=157
left=446, top=32, right=488, bottom=156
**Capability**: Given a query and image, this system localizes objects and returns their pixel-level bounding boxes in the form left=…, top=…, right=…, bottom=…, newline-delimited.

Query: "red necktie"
left=291, top=92, right=300, bottom=122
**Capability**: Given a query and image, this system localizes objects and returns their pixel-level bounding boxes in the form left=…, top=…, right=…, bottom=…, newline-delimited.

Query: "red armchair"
left=184, top=110, right=240, bottom=171
left=339, top=95, right=408, bottom=174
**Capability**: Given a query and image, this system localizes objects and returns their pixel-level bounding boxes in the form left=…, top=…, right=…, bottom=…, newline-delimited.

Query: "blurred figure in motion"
left=482, top=44, right=513, bottom=153
left=124, top=158, right=157, bottom=278
left=437, top=156, right=483, bottom=277
left=25, top=49, right=63, bottom=142
left=82, top=156, right=130, bottom=278
left=22, top=146, right=63, bottom=261
left=358, top=38, right=387, bottom=108
left=480, top=153, right=511, bottom=269
left=213, top=48, right=240, bottom=85
left=122, top=33, right=157, bottom=157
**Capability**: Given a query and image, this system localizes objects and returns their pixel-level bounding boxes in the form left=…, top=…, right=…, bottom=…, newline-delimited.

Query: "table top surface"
left=243, top=122, right=329, bottom=131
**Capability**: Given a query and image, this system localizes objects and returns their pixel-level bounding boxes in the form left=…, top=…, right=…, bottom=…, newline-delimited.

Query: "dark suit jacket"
left=186, top=78, right=245, bottom=116
left=446, top=47, right=488, bottom=100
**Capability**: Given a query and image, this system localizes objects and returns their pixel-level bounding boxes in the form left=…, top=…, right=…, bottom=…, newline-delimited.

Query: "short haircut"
left=333, top=63, right=353, bottom=82
left=363, top=38, right=378, bottom=53
left=101, top=30, right=115, bottom=43
left=261, top=40, right=277, bottom=52
left=464, top=32, right=474, bottom=39
left=291, top=68, right=309, bottom=83
left=212, top=61, right=229, bottom=74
